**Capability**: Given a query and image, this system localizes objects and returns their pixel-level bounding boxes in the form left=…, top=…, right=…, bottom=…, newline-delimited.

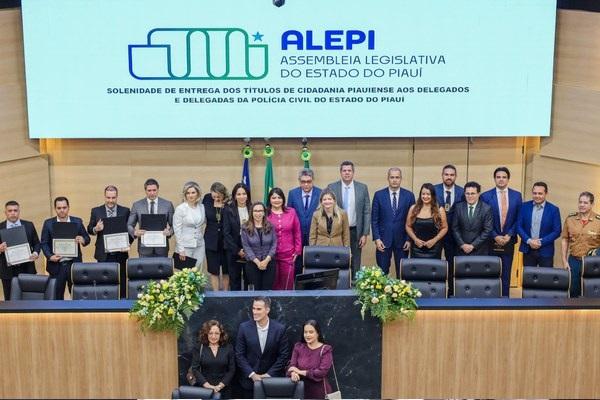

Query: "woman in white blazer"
left=174, top=181, right=206, bottom=269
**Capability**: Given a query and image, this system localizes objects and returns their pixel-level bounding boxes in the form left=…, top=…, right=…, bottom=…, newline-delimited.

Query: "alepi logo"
left=129, top=28, right=268, bottom=80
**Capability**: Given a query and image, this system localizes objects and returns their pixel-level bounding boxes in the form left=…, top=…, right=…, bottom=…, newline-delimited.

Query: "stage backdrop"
left=21, top=0, right=556, bottom=138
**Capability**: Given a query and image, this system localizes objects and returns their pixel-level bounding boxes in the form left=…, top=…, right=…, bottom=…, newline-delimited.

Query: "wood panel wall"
left=0, top=312, right=178, bottom=398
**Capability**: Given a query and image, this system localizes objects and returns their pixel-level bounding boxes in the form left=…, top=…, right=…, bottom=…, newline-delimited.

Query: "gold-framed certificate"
left=103, top=232, right=130, bottom=252
left=5, top=243, right=32, bottom=266
left=52, top=238, right=78, bottom=258
left=141, top=231, right=166, bottom=247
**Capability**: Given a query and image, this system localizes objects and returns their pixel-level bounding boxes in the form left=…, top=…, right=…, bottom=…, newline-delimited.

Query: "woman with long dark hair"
left=267, top=187, right=302, bottom=290
left=405, top=183, right=448, bottom=259
left=241, top=202, right=277, bottom=290
left=223, top=183, right=251, bottom=290
left=202, top=182, right=229, bottom=290
left=287, top=319, right=334, bottom=399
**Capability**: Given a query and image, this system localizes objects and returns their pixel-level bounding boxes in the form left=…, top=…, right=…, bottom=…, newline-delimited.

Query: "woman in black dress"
left=405, top=183, right=448, bottom=259
left=187, top=320, right=235, bottom=399
left=203, top=182, right=229, bottom=291
left=223, top=183, right=251, bottom=291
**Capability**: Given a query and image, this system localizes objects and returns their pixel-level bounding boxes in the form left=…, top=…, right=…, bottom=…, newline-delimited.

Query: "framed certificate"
left=52, top=238, right=78, bottom=257
left=5, top=243, right=32, bottom=266
left=141, top=231, right=166, bottom=247
left=104, top=232, right=130, bottom=253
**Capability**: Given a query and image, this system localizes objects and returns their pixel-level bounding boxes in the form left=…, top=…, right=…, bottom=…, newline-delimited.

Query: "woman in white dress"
left=174, top=181, right=206, bottom=269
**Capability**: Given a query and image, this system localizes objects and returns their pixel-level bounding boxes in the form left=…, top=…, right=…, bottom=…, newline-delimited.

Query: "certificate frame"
left=141, top=231, right=166, bottom=247
left=103, top=232, right=130, bottom=253
left=5, top=243, right=32, bottom=266
left=52, top=238, right=78, bottom=258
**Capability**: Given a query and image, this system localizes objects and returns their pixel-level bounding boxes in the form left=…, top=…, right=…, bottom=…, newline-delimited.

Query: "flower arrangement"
left=354, top=265, right=421, bottom=322
left=130, top=267, right=208, bottom=335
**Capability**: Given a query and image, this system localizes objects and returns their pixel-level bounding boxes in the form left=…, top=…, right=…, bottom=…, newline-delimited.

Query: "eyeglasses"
left=300, top=180, right=312, bottom=184
left=253, top=210, right=265, bottom=213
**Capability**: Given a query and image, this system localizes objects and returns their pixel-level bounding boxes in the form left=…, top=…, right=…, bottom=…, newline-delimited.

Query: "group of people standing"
left=186, top=296, right=334, bottom=399
left=1, top=162, right=599, bottom=299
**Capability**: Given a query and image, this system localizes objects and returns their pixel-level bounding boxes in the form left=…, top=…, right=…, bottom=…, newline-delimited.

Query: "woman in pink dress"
left=287, top=319, right=334, bottom=399
left=267, top=187, right=302, bottom=290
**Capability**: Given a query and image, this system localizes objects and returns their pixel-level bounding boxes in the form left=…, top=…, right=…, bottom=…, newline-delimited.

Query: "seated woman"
left=405, top=183, right=448, bottom=259
left=187, top=320, right=235, bottom=399
left=309, top=189, right=350, bottom=247
left=287, top=319, right=334, bottom=399
left=241, top=202, right=278, bottom=290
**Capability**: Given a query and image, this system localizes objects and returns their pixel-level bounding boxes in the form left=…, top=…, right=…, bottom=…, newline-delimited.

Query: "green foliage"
left=130, top=267, right=208, bottom=336
left=354, top=265, right=421, bottom=323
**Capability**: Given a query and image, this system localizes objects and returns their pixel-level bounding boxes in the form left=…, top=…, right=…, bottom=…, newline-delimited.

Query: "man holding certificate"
left=41, top=197, right=90, bottom=300
left=128, top=178, right=175, bottom=257
left=0, top=201, right=41, bottom=300
left=87, top=185, right=131, bottom=299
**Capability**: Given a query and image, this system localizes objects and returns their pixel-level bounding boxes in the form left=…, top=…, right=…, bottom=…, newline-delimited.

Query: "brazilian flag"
left=263, top=145, right=274, bottom=203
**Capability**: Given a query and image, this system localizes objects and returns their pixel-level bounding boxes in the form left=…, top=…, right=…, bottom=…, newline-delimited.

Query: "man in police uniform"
left=561, top=191, right=600, bottom=297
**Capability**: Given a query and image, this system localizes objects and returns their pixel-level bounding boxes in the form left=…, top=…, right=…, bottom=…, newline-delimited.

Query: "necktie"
left=392, top=191, right=398, bottom=214
left=468, top=205, right=474, bottom=218
left=107, top=207, right=115, bottom=218
left=304, top=194, right=309, bottom=211
left=343, top=187, right=349, bottom=210
left=150, top=200, right=156, bottom=215
left=445, top=190, right=451, bottom=211
left=500, top=191, right=508, bottom=230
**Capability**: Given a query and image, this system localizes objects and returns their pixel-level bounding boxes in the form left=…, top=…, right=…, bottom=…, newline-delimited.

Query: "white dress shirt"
left=342, top=181, right=357, bottom=227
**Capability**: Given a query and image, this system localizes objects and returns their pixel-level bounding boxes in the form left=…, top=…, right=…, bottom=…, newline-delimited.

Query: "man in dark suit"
left=517, top=182, right=562, bottom=268
left=0, top=201, right=41, bottom=300
left=127, top=178, right=174, bottom=257
left=480, top=167, right=523, bottom=297
left=87, top=185, right=131, bottom=298
left=287, top=168, right=321, bottom=274
left=328, top=161, right=371, bottom=281
left=235, top=296, right=290, bottom=398
left=434, top=164, right=465, bottom=295
left=452, top=181, right=493, bottom=257
left=41, top=196, right=90, bottom=300
left=371, top=168, right=415, bottom=276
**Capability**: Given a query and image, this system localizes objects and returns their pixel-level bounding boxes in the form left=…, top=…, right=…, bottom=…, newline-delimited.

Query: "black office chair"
left=399, top=258, right=448, bottom=298
left=453, top=256, right=502, bottom=298
left=253, top=377, right=304, bottom=399
left=522, top=266, right=570, bottom=298
left=303, top=246, right=351, bottom=288
left=172, top=386, right=220, bottom=399
left=71, top=262, right=120, bottom=300
left=9, top=274, right=57, bottom=300
left=126, top=257, right=174, bottom=299
left=582, top=255, right=600, bottom=297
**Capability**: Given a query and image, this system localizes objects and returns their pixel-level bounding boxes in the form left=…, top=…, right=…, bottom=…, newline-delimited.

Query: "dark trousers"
left=498, top=251, right=515, bottom=298
left=50, top=260, right=74, bottom=300
left=138, top=246, right=168, bottom=257
left=349, top=227, right=362, bottom=281
left=244, top=260, right=275, bottom=290
left=104, top=253, right=128, bottom=299
left=2, top=278, right=13, bottom=300
left=228, top=251, right=246, bottom=291
left=568, top=255, right=582, bottom=298
left=375, top=245, right=406, bottom=277
left=443, top=238, right=458, bottom=296
left=523, top=250, right=554, bottom=268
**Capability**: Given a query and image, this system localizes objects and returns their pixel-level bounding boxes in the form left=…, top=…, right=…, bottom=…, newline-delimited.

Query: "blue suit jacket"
left=434, top=184, right=464, bottom=219
left=371, top=187, right=415, bottom=248
left=517, top=200, right=562, bottom=257
left=287, top=186, right=322, bottom=245
left=481, top=188, right=523, bottom=244
left=41, top=216, right=90, bottom=275
left=235, top=319, right=290, bottom=390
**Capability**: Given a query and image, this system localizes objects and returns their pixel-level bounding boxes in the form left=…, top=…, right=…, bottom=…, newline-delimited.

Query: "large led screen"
left=21, top=0, right=557, bottom=138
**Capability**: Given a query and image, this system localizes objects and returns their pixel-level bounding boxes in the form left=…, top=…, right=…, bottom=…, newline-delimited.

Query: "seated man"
left=235, top=296, right=290, bottom=398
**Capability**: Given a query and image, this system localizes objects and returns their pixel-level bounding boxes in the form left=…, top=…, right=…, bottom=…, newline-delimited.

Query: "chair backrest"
left=582, top=256, right=600, bottom=297
left=172, top=386, right=220, bottom=399
left=254, top=377, right=304, bottom=399
left=10, top=274, right=57, bottom=300
left=522, top=266, right=570, bottom=298
left=454, top=256, right=502, bottom=298
left=303, top=246, right=351, bottom=289
left=71, top=262, right=120, bottom=300
left=126, top=257, right=174, bottom=299
left=399, top=258, right=448, bottom=298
